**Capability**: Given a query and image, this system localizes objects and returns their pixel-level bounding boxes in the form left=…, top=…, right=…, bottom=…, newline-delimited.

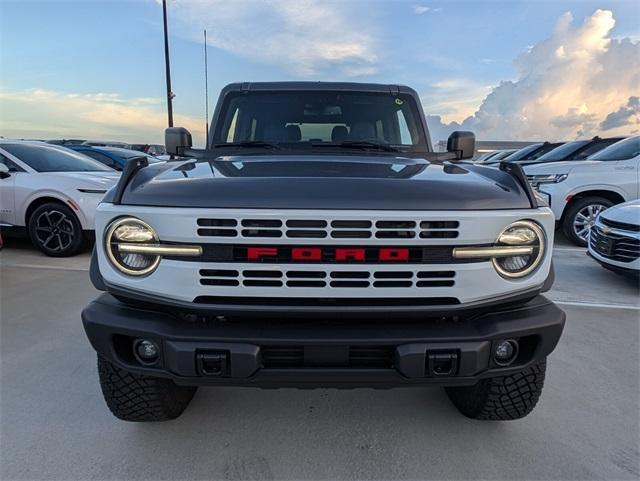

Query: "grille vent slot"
left=199, top=269, right=456, bottom=289
left=261, top=345, right=393, bottom=368
left=196, top=217, right=459, bottom=239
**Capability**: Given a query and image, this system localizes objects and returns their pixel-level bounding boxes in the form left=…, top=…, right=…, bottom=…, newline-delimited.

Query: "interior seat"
left=285, top=125, right=302, bottom=141
left=331, top=126, right=349, bottom=142
left=349, top=122, right=376, bottom=141
left=261, top=124, right=287, bottom=142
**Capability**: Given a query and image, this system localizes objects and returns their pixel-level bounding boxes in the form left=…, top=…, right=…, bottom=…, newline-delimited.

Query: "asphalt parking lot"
left=1, top=236, right=638, bottom=480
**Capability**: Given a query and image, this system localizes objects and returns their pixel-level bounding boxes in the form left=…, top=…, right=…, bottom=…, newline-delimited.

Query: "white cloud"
left=413, top=4, right=441, bottom=14
left=422, top=79, right=493, bottom=122
left=167, top=0, right=377, bottom=77
left=427, top=9, right=640, bottom=141
left=0, top=89, right=205, bottom=145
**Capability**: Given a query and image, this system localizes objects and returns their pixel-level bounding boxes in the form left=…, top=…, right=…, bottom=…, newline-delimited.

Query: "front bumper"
left=82, top=294, right=565, bottom=388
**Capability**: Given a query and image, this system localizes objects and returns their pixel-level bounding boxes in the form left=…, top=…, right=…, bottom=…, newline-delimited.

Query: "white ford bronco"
left=83, top=82, right=565, bottom=421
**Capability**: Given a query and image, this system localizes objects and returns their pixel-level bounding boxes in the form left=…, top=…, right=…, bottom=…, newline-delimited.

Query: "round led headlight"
left=105, top=217, right=160, bottom=276
left=492, top=220, right=546, bottom=279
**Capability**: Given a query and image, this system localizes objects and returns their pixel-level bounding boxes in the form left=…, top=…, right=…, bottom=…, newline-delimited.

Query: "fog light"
left=134, top=339, right=159, bottom=364
left=494, top=340, right=518, bottom=366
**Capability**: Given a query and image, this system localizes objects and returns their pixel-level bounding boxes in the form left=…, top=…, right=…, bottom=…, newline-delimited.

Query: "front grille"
left=590, top=226, right=640, bottom=263
left=197, top=217, right=459, bottom=240
left=261, top=345, right=393, bottom=369
left=600, top=217, right=640, bottom=233
left=169, top=244, right=469, bottom=264
left=349, top=346, right=394, bottom=368
left=261, top=346, right=304, bottom=368
left=200, top=269, right=456, bottom=289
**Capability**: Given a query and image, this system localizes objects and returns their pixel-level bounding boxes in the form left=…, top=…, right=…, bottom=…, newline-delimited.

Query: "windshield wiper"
left=315, top=140, right=399, bottom=152
left=213, top=141, right=281, bottom=150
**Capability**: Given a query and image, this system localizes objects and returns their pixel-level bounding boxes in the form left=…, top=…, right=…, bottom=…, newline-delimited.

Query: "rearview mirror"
left=0, top=163, right=10, bottom=179
left=447, top=131, right=476, bottom=160
left=165, top=127, right=193, bottom=156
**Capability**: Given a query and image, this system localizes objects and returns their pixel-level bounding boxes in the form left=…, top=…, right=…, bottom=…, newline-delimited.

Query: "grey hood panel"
left=106, top=154, right=532, bottom=210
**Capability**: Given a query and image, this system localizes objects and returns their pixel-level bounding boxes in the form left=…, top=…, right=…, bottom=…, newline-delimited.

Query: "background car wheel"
left=562, top=197, right=613, bottom=247
left=445, top=359, right=547, bottom=420
left=98, top=356, right=197, bottom=422
left=28, top=202, right=84, bottom=257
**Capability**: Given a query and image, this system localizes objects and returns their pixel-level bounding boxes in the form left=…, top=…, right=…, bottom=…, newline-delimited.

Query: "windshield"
left=504, top=144, right=543, bottom=161
left=102, top=147, right=157, bottom=160
left=1, top=143, right=113, bottom=172
left=536, top=141, right=588, bottom=161
left=493, top=150, right=516, bottom=160
left=589, top=137, right=639, bottom=160
left=213, top=91, right=428, bottom=152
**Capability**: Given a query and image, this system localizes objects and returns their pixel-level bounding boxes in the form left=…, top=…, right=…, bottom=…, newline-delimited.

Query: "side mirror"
left=165, top=127, right=193, bottom=156
left=0, top=163, right=10, bottom=179
left=447, top=131, right=476, bottom=160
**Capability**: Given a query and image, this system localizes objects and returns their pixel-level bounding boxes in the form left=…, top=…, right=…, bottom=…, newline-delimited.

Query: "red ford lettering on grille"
left=292, top=247, right=322, bottom=261
left=245, top=246, right=411, bottom=262
left=379, top=248, right=409, bottom=261
left=247, top=247, right=278, bottom=260
left=335, top=248, right=366, bottom=262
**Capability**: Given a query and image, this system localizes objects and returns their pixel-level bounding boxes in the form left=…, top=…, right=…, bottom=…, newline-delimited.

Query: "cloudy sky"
left=1, top=0, right=638, bottom=146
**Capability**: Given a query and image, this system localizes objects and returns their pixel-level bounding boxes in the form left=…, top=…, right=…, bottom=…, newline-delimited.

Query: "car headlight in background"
left=527, top=174, right=568, bottom=189
left=533, top=190, right=551, bottom=206
left=453, top=220, right=546, bottom=279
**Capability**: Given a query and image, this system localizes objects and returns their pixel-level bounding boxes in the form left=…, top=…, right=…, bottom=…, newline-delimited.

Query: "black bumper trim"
left=103, top=280, right=547, bottom=319
left=82, top=294, right=565, bottom=388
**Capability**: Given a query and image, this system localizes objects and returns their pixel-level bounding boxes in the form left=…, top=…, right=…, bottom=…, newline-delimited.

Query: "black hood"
left=106, top=154, right=533, bottom=210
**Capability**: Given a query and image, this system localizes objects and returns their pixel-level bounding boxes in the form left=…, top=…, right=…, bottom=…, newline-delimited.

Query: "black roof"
left=220, top=81, right=418, bottom=96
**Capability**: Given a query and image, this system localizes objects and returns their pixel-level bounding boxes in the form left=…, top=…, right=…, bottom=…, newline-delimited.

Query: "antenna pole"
left=162, top=0, right=174, bottom=127
left=204, top=29, right=210, bottom=147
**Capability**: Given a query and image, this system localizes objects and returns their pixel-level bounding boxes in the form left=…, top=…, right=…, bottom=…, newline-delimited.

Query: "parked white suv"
left=524, top=136, right=639, bottom=246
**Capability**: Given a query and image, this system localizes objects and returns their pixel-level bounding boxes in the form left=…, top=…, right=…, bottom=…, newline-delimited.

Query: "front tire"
left=97, top=356, right=197, bottom=422
left=445, top=359, right=547, bottom=420
left=562, top=197, right=613, bottom=247
left=28, top=202, right=84, bottom=257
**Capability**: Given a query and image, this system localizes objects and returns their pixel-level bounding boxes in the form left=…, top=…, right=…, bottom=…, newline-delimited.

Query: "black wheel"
left=27, top=202, right=84, bottom=256
left=97, top=356, right=197, bottom=422
left=562, top=197, right=613, bottom=247
left=445, top=359, right=547, bottom=420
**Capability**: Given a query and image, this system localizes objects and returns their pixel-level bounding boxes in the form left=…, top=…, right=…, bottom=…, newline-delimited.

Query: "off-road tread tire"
left=445, top=359, right=547, bottom=420
left=562, top=196, right=613, bottom=247
left=97, top=356, right=196, bottom=422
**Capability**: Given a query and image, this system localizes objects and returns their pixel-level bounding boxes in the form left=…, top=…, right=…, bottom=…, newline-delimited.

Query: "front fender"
left=17, top=189, right=89, bottom=228
left=565, top=184, right=629, bottom=202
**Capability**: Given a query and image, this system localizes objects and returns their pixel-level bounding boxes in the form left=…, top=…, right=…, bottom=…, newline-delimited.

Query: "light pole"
left=162, top=0, right=174, bottom=127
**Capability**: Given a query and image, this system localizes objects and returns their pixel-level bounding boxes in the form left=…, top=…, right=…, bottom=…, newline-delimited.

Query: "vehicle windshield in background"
left=588, top=136, right=639, bottom=161
left=126, top=144, right=148, bottom=151
left=569, top=138, right=624, bottom=160
left=1, top=143, right=113, bottom=172
left=101, top=147, right=160, bottom=161
left=504, top=143, right=543, bottom=161
left=505, top=142, right=563, bottom=161
left=213, top=91, right=428, bottom=152
left=536, top=141, right=589, bottom=161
